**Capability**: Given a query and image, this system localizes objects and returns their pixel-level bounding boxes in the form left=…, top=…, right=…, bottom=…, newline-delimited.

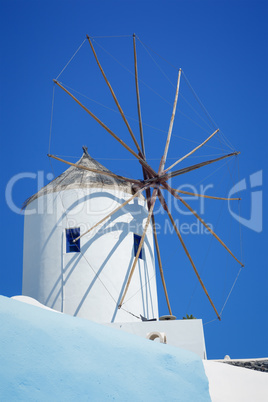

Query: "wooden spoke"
left=139, top=184, right=171, bottom=314
left=164, top=129, right=219, bottom=173
left=151, top=212, right=172, bottom=315
left=159, top=69, right=182, bottom=173
left=163, top=182, right=244, bottom=267
left=118, top=188, right=158, bottom=308
left=53, top=80, right=157, bottom=178
left=141, top=183, right=172, bottom=314
left=48, top=154, right=142, bottom=185
left=133, top=34, right=146, bottom=157
left=87, top=36, right=143, bottom=156
left=173, top=189, right=241, bottom=201
left=51, top=40, right=243, bottom=323
left=157, top=189, right=221, bottom=320
left=167, top=151, right=240, bottom=179
left=73, top=186, right=148, bottom=242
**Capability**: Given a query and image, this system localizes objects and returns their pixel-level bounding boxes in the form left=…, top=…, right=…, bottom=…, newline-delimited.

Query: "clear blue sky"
left=1, top=0, right=267, bottom=359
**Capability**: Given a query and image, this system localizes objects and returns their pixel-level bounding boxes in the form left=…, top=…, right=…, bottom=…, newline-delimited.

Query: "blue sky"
left=1, top=0, right=267, bottom=359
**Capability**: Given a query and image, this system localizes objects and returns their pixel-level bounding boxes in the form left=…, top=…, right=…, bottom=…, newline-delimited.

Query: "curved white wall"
left=22, top=186, right=158, bottom=323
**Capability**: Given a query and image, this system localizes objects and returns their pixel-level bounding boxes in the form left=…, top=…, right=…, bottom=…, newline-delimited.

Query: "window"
left=134, top=234, right=143, bottom=259
left=66, top=228, right=80, bottom=253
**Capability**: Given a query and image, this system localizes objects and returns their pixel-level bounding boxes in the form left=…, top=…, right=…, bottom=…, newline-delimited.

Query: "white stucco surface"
left=1, top=296, right=211, bottom=401
left=23, top=187, right=158, bottom=323
left=106, top=319, right=207, bottom=359
left=203, top=360, right=268, bottom=402
left=12, top=295, right=61, bottom=313
left=14, top=295, right=206, bottom=359
left=11, top=294, right=268, bottom=402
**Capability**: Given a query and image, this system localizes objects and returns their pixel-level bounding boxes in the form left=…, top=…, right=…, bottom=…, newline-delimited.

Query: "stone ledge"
left=217, top=359, right=268, bottom=373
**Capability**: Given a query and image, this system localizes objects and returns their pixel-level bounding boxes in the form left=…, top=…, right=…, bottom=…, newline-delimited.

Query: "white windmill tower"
left=20, top=35, right=243, bottom=357
left=22, top=146, right=159, bottom=323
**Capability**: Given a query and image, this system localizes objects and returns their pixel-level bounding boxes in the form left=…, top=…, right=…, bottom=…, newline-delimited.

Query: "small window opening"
left=134, top=234, right=143, bottom=259
left=66, top=228, right=80, bottom=253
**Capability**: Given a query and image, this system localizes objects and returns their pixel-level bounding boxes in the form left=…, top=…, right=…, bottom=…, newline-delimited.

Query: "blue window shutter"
left=134, top=234, right=143, bottom=259
left=66, top=228, right=80, bottom=253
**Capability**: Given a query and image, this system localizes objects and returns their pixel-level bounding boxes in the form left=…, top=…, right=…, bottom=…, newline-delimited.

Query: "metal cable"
left=182, top=71, right=235, bottom=151
left=48, top=84, right=55, bottom=155
left=185, top=159, right=237, bottom=313
left=137, top=38, right=176, bottom=88
left=57, top=80, right=228, bottom=147
left=89, top=35, right=132, bottom=38
left=136, top=36, right=179, bottom=71
left=56, top=38, right=86, bottom=80
left=219, top=266, right=243, bottom=316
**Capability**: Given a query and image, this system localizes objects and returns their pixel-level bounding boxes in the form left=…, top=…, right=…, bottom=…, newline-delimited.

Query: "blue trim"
left=134, top=234, right=143, bottom=259
left=66, top=228, right=80, bottom=253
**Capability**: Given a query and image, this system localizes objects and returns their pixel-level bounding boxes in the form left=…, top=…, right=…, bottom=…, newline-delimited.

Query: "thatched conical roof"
left=23, top=147, right=135, bottom=208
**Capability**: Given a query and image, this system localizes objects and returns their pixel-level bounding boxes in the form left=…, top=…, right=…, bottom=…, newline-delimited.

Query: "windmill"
left=47, top=34, right=244, bottom=321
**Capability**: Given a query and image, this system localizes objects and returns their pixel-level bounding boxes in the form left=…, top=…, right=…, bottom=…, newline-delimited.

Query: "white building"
left=22, top=147, right=158, bottom=323
left=22, top=147, right=207, bottom=358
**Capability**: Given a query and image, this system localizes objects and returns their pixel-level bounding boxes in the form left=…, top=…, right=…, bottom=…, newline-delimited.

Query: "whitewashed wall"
left=106, top=319, right=207, bottom=359
left=22, top=187, right=158, bottom=323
